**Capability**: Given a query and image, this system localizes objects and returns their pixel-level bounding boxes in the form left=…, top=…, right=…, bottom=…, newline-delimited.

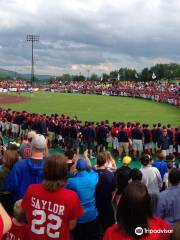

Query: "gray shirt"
left=156, top=185, right=180, bottom=226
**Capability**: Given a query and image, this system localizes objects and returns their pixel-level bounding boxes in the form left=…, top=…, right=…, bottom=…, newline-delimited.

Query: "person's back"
left=3, top=200, right=28, bottom=240
left=140, top=155, right=162, bottom=194
left=67, top=167, right=98, bottom=223
left=5, top=134, right=46, bottom=201
left=21, top=154, right=83, bottom=240
left=67, top=158, right=100, bottom=240
left=95, top=153, right=115, bottom=231
left=116, top=156, right=132, bottom=195
left=153, top=152, right=168, bottom=179
left=103, top=182, right=171, bottom=240
left=157, top=168, right=180, bottom=226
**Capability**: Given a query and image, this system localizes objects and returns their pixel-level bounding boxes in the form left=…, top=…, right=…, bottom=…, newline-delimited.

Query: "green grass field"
left=1, top=92, right=180, bottom=126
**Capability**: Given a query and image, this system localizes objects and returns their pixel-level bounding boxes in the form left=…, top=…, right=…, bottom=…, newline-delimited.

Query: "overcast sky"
left=0, top=0, right=180, bottom=76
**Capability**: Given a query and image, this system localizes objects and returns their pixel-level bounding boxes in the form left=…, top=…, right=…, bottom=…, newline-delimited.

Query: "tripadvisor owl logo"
left=135, top=227, right=143, bottom=236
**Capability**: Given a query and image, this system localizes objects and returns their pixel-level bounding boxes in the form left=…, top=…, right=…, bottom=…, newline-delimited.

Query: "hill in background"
left=0, top=68, right=51, bottom=80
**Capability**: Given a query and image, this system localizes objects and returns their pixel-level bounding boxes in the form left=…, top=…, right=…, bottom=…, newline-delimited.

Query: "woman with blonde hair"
left=105, top=151, right=117, bottom=172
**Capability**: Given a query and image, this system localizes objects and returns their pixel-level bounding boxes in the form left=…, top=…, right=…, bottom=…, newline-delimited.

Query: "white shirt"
left=140, top=165, right=162, bottom=194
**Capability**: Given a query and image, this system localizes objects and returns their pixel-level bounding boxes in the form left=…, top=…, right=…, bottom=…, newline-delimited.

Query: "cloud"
left=0, top=0, right=180, bottom=75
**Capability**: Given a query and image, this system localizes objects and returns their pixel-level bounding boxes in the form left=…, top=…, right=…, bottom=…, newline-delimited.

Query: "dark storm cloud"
left=0, top=0, right=180, bottom=75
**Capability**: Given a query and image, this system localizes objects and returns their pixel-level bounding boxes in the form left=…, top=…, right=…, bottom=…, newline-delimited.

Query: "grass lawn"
left=1, top=92, right=180, bottom=126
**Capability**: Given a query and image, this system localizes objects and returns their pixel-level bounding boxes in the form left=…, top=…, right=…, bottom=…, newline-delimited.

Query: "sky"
left=0, top=0, right=180, bottom=76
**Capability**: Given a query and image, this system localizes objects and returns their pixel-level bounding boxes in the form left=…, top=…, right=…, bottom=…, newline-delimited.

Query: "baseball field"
left=0, top=92, right=180, bottom=126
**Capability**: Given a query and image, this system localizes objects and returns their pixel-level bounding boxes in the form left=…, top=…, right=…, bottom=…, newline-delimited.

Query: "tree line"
left=48, top=63, right=180, bottom=83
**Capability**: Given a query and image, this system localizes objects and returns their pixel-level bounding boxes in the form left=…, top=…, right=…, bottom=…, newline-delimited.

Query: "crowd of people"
left=48, top=81, right=180, bottom=106
left=0, top=129, right=179, bottom=239
left=0, top=106, right=179, bottom=239
left=0, top=80, right=180, bottom=106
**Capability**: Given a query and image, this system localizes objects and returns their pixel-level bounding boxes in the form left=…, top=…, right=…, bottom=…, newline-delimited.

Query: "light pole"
left=26, top=35, right=39, bottom=86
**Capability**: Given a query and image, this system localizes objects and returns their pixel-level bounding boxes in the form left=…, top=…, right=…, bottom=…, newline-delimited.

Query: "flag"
left=152, top=72, right=156, bottom=79
left=117, top=73, right=120, bottom=80
left=135, top=73, right=138, bottom=78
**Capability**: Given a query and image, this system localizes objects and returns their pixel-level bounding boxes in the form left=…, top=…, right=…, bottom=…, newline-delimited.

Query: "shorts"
left=144, top=142, right=152, bottom=150
left=5, top=122, right=10, bottom=130
left=132, top=139, right=143, bottom=152
left=119, top=142, right=129, bottom=153
left=161, top=149, right=169, bottom=157
left=86, top=140, right=94, bottom=150
left=112, top=137, right=119, bottom=149
left=169, top=145, right=173, bottom=154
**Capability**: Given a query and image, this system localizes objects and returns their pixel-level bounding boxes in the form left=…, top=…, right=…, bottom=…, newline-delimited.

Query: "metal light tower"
left=26, top=35, right=39, bottom=86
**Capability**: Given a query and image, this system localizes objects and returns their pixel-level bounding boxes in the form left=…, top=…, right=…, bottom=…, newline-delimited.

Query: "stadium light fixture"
left=26, top=35, right=40, bottom=86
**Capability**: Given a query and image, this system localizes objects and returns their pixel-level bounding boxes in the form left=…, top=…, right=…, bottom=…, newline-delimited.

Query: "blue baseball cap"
left=76, top=158, right=89, bottom=171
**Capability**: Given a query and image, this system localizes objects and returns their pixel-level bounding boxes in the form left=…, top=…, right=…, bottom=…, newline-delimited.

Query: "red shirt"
left=103, top=217, right=171, bottom=240
left=0, top=215, right=4, bottom=239
left=111, top=127, right=119, bottom=137
left=3, top=219, right=28, bottom=240
left=22, top=184, right=83, bottom=240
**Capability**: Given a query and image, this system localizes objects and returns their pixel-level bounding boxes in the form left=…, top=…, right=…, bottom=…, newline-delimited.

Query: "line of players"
left=0, top=108, right=180, bottom=159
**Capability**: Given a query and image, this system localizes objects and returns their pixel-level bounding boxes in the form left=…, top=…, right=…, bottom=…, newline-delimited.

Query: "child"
left=3, top=200, right=28, bottom=240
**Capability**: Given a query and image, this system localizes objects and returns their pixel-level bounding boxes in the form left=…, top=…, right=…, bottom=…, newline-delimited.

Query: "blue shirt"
left=66, top=169, right=99, bottom=223
left=5, top=158, right=44, bottom=201
left=156, top=185, right=180, bottom=226
left=152, top=160, right=168, bottom=179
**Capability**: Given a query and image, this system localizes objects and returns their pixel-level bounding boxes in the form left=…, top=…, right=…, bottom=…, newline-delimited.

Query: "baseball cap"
left=31, top=134, right=46, bottom=150
left=27, top=131, right=37, bottom=140
left=122, top=156, right=132, bottom=165
left=76, top=158, right=89, bottom=171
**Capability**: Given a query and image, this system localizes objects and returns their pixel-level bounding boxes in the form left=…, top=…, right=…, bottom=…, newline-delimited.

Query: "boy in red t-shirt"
left=3, top=200, right=28, bottom=240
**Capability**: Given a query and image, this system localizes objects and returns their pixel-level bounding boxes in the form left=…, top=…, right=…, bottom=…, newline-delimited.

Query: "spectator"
left=153, top=151, right=168, bottom=180
left=104, top=151, right=117, bottom=171
left=163, top=161, right=174, bottom=189
left=129, top=168, right=142, bottom=182
left=67, top=158, right=100, bottom=240
left=113, top=156, right=132, bottom=211
left=116, top=156, right=132, bottom=194
left=140, top=155, right=162, bottom=194
left=157, top=168, right=180, bottom=226
left=140, top=154, right=162, bottom=213
left=95, top=152, right=115, bottom=233
left=21, top=154, right=84, bottom=240
left=64, top=149, right=77, bottom=177
left=0, top=149, right=18, bottom=191
left=5, top=134, right=46, bottom=201
left=19, top=131, right=36, bottom=159
left=171, top=221, right=180, bottom=240
left=0, top=203, right=12, bottom=239
left=103, top=182, right=171, bottom=240
left=3, top=200, right=27, bottom=240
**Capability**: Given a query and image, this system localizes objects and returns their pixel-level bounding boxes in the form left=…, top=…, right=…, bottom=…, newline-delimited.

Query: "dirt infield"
left=0, top=94, right=30, bottom=104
